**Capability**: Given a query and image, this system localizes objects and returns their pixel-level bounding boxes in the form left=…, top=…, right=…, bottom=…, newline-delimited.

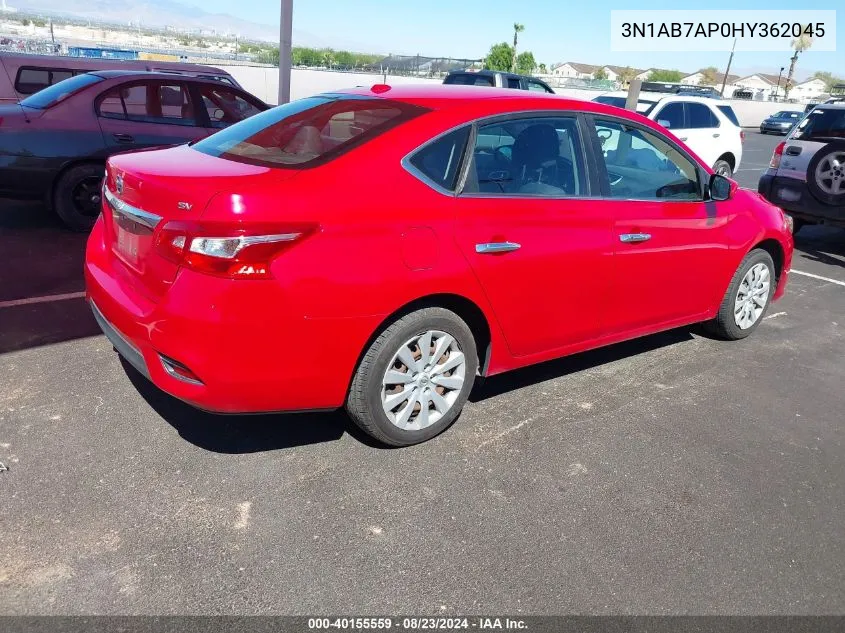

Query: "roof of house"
left=602, top=65, right=646, bottom=75
left=736, top=73, right=785, bottom=85
left=795, top=77, right=827, bottom=87
left=683, top=70, right=740, bottom=84
left=564, top=62, right=600, bottom=74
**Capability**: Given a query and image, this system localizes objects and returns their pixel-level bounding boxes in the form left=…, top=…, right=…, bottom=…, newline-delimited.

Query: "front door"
left=453, top=114, right=614, bottom=357
left=589, top=115, right=732, bottom=334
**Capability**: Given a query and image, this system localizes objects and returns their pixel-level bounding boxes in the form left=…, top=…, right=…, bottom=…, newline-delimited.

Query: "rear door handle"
left=476, top=241, right=521, bottom=254
left=112, top=133, right=135, bottom=144
left=619, top=233, right=652, bottom=243
left=712, top=133, right=720, bottom=138
left=679, top=137, right=688, bottom=142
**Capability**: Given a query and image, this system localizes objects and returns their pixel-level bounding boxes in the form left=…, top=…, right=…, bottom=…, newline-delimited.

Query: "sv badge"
left=177, top=202, right=193, bottom=211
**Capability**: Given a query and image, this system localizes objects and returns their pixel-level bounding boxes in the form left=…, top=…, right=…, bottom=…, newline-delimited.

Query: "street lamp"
left=775, top=66, right=784, bottom=101
left=278, top=0, right=293, bottom=105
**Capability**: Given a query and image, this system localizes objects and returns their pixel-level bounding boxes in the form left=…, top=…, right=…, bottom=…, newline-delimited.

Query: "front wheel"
left=346, top=308, right=478, bottom=447
left=712, top=159, right=733, bottom=178
left=705, top=249, right=776, bottom=340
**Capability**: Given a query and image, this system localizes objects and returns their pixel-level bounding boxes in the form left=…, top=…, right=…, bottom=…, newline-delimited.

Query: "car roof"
left=815, top=102, right=845, bottom=110
left=445, top=69, right=538, bottom=80
left=90, top=70, right=231, bottom=83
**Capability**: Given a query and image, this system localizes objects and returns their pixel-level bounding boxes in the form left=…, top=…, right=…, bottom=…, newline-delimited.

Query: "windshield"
left=790, top=108, right=845, bottom=141
left=193, top=95, right=426, bottom=168
left=20, top=73, right=104, bottom=109
left=773, top=111, right=800, bottom=119
left=593, top=96, right=657, bottom=114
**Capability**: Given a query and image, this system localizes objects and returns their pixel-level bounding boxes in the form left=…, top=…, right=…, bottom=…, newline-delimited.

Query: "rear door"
left=453, top=113, right=614, bottom=357
left=96, top=79, right=210, bottom=153
left=588, top=115, right=732, bottom=333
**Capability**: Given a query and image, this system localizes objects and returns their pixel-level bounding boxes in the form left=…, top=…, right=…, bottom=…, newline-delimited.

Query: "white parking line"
left=0, top=291, right=87, bottom=309
left=791, top=270, right=845, bottom=287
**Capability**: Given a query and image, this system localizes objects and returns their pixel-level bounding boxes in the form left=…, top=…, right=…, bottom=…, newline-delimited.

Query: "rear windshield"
left=791, top=108, right=845, bottom=141
left=717, top=105, right=740, bottom=126
left=193, top=95, right=426, bottom=168
left=444, top=73, right=495, bottom=87
left=19, top=73, right=104, bottom=109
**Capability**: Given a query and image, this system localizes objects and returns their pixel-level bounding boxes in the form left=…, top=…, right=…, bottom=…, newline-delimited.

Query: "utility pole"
left=278, top=0, right=293, bottom=105
left=720, top=37, right=737, bottom=97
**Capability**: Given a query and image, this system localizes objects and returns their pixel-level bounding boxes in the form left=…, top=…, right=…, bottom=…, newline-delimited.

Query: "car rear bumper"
left=85, top=217, right=381, bottom=414
left=759, top=173, right=845, bottom=226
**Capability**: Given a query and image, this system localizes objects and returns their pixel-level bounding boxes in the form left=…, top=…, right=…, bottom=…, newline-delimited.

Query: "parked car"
left=0, top=52, right=240, bottom=104
left=443, top=69, right=554, bottom=93
left=760, top=110, right=803, bottom=135
left=0, top=70, right=268, bottom=230
left=86, top=85, right=793, bottom=447
left=758, top=103, right=845, bottom=232
left=593, top=92, right=744, bottom=176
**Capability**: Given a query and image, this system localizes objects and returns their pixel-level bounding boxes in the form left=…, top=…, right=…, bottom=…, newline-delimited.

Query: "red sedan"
left=85, top=84, right=794, bottom=446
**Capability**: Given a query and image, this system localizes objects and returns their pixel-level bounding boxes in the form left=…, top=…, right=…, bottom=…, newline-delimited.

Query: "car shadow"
left=470, top=327, right=695, bottom=402
left=0, top=200, right=99, bottom=354
left=794, top=225, right=845, bottom=269
left=120, top=358, right=383, bottom=453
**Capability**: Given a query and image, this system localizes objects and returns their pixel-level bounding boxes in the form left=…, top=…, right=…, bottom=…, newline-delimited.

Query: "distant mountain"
left=10, top=0, right=374, bottom=49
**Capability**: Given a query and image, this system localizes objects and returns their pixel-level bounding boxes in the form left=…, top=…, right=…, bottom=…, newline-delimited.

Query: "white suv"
left=593, top=92, right=744, bottom=177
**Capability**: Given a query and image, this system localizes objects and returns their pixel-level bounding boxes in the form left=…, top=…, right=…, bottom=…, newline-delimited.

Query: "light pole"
left=278, top=0, right=293, bottom=105
left=774, top=66, right=784, bottom=101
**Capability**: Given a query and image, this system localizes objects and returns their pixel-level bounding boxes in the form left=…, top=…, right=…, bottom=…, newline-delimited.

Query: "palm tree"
left=784, top=28, right=813, bottom=99
left=511, top=23, right=525, bottom=72
left=322, top=50, right=334, bottom=70
left=618, top=66, right=637, bottom=87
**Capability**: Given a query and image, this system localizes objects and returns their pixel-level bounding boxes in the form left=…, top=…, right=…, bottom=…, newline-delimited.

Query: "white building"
left=790, top=77, right=827, bottom=102
left=551, top=62, right=598, bottom=79
left=734, top=73, right=786, bottom=99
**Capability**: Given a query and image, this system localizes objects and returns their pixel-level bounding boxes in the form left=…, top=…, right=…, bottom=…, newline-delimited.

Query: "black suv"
left=759, top=103, right=845, bottom=232
left=443, top=70, right=554, bottom=93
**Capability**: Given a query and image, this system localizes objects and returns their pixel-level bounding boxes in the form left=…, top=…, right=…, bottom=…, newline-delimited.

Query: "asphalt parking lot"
left=1, top=130, right=843, bottom=615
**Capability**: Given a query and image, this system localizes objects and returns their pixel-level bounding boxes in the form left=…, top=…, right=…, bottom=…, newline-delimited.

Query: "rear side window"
left=791, top=108, right=845, bottom=141
left=686, top=103, right=720, bottom=128
left=96, top=82, right=197, bottom=125
left=19, top=73, right=103, bottom=109
left=507, top=77, right=521, bottom=89
left=193, top=95, right=427, bottom=168
left=444, top=74, right=494, bottom=87
left=717, top=105, right=740, bottom=126
left=407, top=127, right=471, bottom=192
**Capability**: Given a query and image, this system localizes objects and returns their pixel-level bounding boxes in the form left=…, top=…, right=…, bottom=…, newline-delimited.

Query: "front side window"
left=527, top=81, right=550, bottom=93
left=687, top=102, right=720, bottom=128
left=463, top=116, right=586, bottom=197
left=407, top=127, right=471, bottom=192
left=655, top=102, right=685, bottom=130
left=198, top=85, right=263, bottom=128
left=444, top=74, right=494, bottom=87
left=193, top=95, right=426, bottom=168
left=593, top=118, right=701, bottom=201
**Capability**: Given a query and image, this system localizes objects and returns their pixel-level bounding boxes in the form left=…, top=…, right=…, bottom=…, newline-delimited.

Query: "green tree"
left=334, top=50, right=356, bottom=68
left=515, top=51, right=536, bottom=75
left=485, top=42, right=514, bottom=72
left=701, top=66, right=720, bottom=85
left=648, top=69, right=684, bottom=82
left=538, top=63, right=547, bottom=74
left=813, top=71, right=845, bottom=92
left=593, top=67, right=608, bottom=81
left=511, top=23, right=525, bottom=72
left=618, top=67, right=638, bottom=85
left=785, top=27, right=813, bottom=98
left=322, top=49, right=335, bottom=69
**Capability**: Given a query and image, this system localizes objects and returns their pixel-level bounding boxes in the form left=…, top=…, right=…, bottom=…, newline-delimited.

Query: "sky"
left=175, top=0, right=843, bottom=77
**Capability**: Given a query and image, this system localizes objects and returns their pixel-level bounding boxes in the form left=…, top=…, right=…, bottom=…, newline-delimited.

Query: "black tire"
left=759, top=128, right=766, bottom=134
left=712, top=159, right=733, bottom=178
left=346, top=307, right=478, bottom=447
left=52, top=163, right=104, bottom=232
left=705, top=249, right=776, bottom=340
left=806, top=140, right=845, bottom=206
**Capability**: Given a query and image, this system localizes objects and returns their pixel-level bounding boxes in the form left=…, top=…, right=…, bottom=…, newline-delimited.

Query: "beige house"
left=790, top=77, right=828, bottom=102
left=599, top=65, right=645, bottom=82
left=551, top=62, right=599, bottom=79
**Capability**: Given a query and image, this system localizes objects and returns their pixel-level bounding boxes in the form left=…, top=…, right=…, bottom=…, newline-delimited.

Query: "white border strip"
left=791, top=270, right=845, bottom=287
left=0, top=291, right=87, bottom=309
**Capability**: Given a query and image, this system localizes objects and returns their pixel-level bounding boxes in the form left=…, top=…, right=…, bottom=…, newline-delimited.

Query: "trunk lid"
left=103, top=144, right=297, bottom=301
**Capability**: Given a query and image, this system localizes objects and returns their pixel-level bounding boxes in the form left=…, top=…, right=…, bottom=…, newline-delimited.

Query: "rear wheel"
left=346, top=308, right=478, bottom=447
left=705, top=249, right=775, bottom=340
left=806, top=141, right=845, bottom=207
left=713, top=159, right=733, bottom=177
left=53, top=163, right=104, bottom=232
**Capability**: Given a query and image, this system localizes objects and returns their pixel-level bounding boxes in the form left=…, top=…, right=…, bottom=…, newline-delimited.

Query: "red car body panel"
left=85, top=85, right=793, bottom=413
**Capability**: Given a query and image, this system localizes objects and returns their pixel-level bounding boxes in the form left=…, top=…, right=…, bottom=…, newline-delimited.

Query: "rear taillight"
left=740, top=130, right=746, bottom=143
left=154, top=221, right=317, bottom=279
left=769, top=141, right=786, bottom=169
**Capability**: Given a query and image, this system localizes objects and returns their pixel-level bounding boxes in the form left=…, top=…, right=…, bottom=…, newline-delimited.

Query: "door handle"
left=619, top=233, right=652, bottom=243
left=679, top=137, right=688, bottom=142
left=112, top=133, right=134, bottom=144
left=712, top=133, right=720, bottom=138
left=476, top=241, right=521, bottom=254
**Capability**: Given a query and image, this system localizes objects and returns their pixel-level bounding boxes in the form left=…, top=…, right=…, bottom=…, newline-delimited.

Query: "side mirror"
left=709, top=173, right=735, bottom=201
left=658, top=119, right=671, bottom=129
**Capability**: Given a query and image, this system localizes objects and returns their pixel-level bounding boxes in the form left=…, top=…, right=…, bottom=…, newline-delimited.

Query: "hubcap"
left=72, top=176, right=105, bottom=218
left=734, top=263, right=771, bottom=330
left=716, top=163, right=731, bottom=176
left=381, top=330, right=466, bottom=431
left=815, top=151, right=845, bottom=196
